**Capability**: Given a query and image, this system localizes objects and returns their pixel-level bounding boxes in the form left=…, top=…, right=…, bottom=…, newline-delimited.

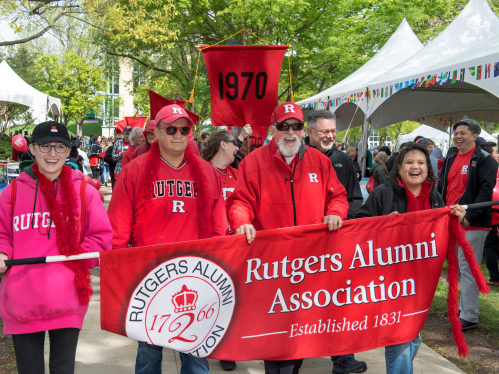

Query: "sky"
left=0, top=20, right=15, bottom=42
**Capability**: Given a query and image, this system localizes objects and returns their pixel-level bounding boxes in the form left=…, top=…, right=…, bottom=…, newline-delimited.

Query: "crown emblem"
left=172, top=285, right=198, bottom=313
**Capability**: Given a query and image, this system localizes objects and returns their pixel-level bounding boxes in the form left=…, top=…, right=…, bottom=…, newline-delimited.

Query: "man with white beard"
left=305, top=110, right=363, bottom=220
left=227, top=102, right=349, bottom=374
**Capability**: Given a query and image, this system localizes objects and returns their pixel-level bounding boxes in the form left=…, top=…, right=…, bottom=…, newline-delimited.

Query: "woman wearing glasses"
left=0, top=121, right=112, bottom=374
left=356, top=143, right=465, bottom=374
left=201, top=130, right=239, bottom=372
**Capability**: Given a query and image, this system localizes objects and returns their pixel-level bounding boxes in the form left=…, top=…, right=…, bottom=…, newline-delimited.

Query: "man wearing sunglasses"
left=227, top=102, right=349, bottom=374
left=108, top=104, right=226, bottom=374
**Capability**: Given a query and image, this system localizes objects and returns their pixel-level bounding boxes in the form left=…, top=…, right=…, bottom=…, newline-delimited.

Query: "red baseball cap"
left=155, top=104, right=194, bottom=127
left=144, top=120, right=156, bottom=134
left=271, top=102, right=303, bottom=125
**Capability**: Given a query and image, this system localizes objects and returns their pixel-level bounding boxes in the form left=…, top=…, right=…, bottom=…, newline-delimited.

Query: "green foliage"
left=35, top=53, right=106, bottom=135
left=67, top=121, right=103, bottom=137
left=0, top=134, right=14, bottom=160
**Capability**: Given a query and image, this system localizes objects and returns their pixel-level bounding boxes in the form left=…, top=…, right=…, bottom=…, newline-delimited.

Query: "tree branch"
left=64, top=14, right=106, bottom=30
left=106, top=51, right=171, bottom=74
left=0, top=12, right=65, bottom=47
left=294, top=0, right=331, bottom=35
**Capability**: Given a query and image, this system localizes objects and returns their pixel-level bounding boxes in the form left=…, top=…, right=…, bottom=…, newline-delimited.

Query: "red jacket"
left=108, top=149, right=227, bottom=248
left=120, top=144, right=137, bottom=169
left=227, top=140, right=348, bottom=231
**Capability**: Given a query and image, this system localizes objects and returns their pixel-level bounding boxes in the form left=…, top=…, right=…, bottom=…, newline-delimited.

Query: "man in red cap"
left=227, top=102, right=349, bottom=374
left=131, top=120, right=157, bottom=160
left=107, top=104, right=227, bottom=374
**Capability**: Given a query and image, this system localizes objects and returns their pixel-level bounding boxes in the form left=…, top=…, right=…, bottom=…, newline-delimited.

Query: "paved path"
left=43, top=187, right=464, bottom=373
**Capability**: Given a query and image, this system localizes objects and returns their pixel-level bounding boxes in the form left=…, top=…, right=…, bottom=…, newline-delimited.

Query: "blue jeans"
left=385, top=334, right=422, bottom=374
left=102, top=163, right=110, bottom=183
left=135, top=341, right=210, bottom=374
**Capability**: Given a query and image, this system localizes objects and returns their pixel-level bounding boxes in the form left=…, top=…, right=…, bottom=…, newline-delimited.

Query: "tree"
left=0, top=104, right=31, bottom=137
left=35, top=53, right=106, bottom=136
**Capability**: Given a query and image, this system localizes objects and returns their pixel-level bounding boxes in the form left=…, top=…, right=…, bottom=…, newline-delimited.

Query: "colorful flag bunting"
left=389, top=85, right=393, bottom=96
left=469, top=67, right=476, bottom=77
left=460, top=68, right=466, bottom=82
left=495, top=62, right=499, bottom=78
left=451, top=70, right=458, bottom=84
left=477, top=65, right=482, bottom=80
left=485, top=64, right=491, bottom=79
left=404, top=81, right=409, bottom=88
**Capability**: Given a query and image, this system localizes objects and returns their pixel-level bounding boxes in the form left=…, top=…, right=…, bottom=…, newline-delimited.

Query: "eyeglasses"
left=310, top=128, right=336, bottom=136
left=224, top=139, right=238, bottom=146
left=37, top=143, right=68, bottom=154
left=275, top=121, right=305, bottom=132
left=157, top=126, right=191, bottom=136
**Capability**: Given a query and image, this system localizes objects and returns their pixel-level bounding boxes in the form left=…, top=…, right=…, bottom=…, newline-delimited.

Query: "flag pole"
left=4, top=252, right=100, bottom=267
left=242, top=13, right=251, bottom=155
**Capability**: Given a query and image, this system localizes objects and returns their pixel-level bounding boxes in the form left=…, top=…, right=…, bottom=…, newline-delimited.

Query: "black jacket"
left=439, top=146, right=497, bottom=228
left=230, top=137, right=256, bottom=170
left=357, top=181, right=445, bottom=218
left=387, top=152, right=398, bottom=173
left=304, top=137, right=363, bottom=219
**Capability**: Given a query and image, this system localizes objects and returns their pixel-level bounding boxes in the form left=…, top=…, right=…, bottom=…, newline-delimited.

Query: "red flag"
left=148, top=90, right=199, bottom=126
left=201, top=45, right=288, bottom=148
left=125, top=116, right=147, bottom=129
left=101, top=208, right=456, bottom=360
left=114, top=119, right=126, bottom=134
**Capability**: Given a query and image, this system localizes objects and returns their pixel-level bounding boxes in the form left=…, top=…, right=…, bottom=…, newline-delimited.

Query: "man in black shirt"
left=304, top=109, right=366, bottom=374
left=305, top=110, right=363, bottom=220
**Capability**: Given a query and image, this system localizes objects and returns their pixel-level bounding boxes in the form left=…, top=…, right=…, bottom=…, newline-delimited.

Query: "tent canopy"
left=0, top=60, right=62, bottom=121
left=368, top=0, right=499, bottom=131
left=297, top=19, right=424, bottom=132
left=399, top=124, right=496, bottom=146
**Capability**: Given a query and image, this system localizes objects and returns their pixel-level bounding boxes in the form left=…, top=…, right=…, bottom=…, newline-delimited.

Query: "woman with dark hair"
left=201, top=129, right=239, bottom=372
left=88, top=134, right=104, bottom=181
left=357, top=143, right=465, bottom=374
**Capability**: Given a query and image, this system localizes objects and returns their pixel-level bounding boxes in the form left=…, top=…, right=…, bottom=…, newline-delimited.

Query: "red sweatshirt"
left=120, top=144, right=137, bottom=169
left=227, top=140, right=348, bottom=231
left=108, top=152, right=227, bottom=248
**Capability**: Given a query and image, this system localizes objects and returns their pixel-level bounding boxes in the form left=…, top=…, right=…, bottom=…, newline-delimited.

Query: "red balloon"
left=90, top=179, right=101, bottom=191
left=75, top=170, right=83, bottom=179
left=83, top=175, right=92, bottom=184
left=98, top=192, right=104, bottom=202
left=12, top=135, right=27, bottom=152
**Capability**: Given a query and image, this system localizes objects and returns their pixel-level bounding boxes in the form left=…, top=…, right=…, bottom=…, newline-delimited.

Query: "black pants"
left=12, top=328, right=80, bottom=374
left=91, top=166, right=100, bottom=180
left=264, top=360, right=295, bottom=374
left=484, top=224, right=499, bottom=282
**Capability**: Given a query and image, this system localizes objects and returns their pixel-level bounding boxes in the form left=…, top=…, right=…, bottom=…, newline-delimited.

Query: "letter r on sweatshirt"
left=308, top=173, right=319, bottom=183
left=172, top=200, right=186, bottom=213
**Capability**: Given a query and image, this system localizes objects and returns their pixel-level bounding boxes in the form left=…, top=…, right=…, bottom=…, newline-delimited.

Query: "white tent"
left=368, top=0, right=499, bottom=131
left=398, top=124, right=496, bottom=148
left=0, top=60, right=62, bottom=121
left=296, top=19, right=424, bottom=132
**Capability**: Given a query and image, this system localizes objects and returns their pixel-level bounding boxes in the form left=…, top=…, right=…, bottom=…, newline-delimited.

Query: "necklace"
left=210, top=160, right=228, bottom=176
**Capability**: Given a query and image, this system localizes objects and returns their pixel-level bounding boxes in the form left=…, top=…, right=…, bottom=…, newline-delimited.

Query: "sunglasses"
left=275, top=121, right=305, bottom=132
left=157, top=126, right=191, bottom=136
left=224, top=139, right=238, bottom=146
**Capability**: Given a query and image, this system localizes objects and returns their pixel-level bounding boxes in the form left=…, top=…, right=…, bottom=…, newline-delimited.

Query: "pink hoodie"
left=0, top=169, right=112, bottom=334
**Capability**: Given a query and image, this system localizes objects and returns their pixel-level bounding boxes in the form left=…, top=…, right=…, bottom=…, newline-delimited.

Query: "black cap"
left=123, top=126, right=132, bottom=132
left=476, top=137, right=486, bottom=146
left=32, top=121, right=71, bottom=147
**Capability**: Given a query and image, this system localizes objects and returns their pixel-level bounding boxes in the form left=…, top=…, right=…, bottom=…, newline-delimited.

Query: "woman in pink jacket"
left=0, top=121, right=112, bottom=374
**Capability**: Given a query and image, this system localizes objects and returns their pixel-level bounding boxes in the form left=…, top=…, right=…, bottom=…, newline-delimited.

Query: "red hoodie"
left=227, top=140, right=348, bottom=231
left=108, top=144, right=227, bottom=248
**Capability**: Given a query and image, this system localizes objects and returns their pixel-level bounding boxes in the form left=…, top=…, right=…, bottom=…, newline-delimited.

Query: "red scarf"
left=133, top=141, right=213, bottom=246
left=397, top=179, right=432, bottom=212
left=32, top=163, right=92, bottom=306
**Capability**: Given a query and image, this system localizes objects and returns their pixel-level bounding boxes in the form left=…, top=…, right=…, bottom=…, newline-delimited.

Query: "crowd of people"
left=0, top=102, right=497, bottom=374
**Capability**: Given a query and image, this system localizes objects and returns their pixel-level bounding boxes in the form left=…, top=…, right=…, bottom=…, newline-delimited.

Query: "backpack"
left=104, top=144, right=118, bottom=166
left=11, top=179, right=87, bottom=243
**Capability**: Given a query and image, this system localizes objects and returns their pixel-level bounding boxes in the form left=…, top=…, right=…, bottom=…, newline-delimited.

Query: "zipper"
left=290, top=176, right=297, bottom=226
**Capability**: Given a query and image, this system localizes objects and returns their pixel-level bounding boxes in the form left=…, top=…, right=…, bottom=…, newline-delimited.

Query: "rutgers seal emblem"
left=125, top=256, right=235, bottom=357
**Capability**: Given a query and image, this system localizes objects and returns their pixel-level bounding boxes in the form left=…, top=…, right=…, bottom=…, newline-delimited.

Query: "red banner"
left=101, top=209, right=451, bottom=360
left=201, top=45, right=288, bottom=148
left=114, top=119, right=126, bottom=134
